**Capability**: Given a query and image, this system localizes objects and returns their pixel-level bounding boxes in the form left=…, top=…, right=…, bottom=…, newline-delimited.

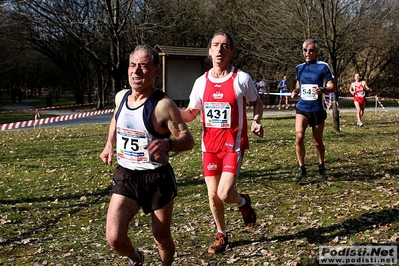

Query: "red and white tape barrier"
left=0, top=102, right=95, bottom=114
left=259, top=92, right=291, bottom=96
left=1, top=108, right=114, bottom=131
left=339, top=95, right=399, bottom=101
left=375, top=96, right=388, bottom=112
left=247, top=103, right=297, bottom=109
left=2, top=94, right=397, bottom=131
left=34, top=109, right=40, bottom=130
left=339, top=96, right=377, bottom=100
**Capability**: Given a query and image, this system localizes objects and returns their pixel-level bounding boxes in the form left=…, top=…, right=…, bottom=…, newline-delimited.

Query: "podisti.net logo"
left=319, top=245, right=397, bottom=265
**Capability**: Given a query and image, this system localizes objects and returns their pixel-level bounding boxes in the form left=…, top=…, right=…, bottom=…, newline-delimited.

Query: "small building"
left=155, top=45, right=208, bottom=103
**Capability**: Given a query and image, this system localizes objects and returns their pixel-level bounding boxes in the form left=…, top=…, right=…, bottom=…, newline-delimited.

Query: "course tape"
left=0, top=108, right=114, bottom=131
left=259, top=92, right=291, bottom=96
left=2, top=94, right=397, bottom=130
left=0, top=102, right=95, bottom=114
left=339, top=95, right=399, bottom=101
left=266, top=92, right=399, bottom=103
left=375, top=96, right=388, bottom=112
left=247, top=103, right=297, bottom=109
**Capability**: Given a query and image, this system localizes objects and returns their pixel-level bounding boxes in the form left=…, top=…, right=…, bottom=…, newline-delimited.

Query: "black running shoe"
left=318, top=165, right=326, bottom=179
left=293, top=167, right=306, bottom=182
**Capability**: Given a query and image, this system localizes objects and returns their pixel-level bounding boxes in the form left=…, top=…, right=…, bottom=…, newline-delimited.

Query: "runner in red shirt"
left=349, top=73, right=371, bottom=127
left=180, top=31, right=264, bottom=254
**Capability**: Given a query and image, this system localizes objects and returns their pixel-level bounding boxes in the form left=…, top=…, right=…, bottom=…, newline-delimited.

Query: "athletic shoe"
left=357, top=121, right=364, bottom=127
left=318, top=165, right=326, bottom=179
left=208, top=232, right=228, bottom=254
left=293, top=167, right=306, bottom=182
left=238, top=193, right=256, bottom=228
left=128, top=251, right=144, bottom=266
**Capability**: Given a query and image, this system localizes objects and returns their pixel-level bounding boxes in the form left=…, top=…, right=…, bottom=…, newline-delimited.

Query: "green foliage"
left=0, top=110, right=399, bottom=265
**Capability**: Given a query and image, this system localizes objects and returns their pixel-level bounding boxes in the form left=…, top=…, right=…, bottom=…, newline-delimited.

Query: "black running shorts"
left=296, top=109, right=327, bottom=127
left=112, top=164, right=177, bottom=214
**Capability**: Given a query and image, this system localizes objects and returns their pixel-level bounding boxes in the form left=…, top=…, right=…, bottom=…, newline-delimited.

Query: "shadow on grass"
left=0, top=183, right=111, bottom=205
left=231, top=208, right=399, bottom=247
left=240, top=166, right=399, bottom=184
left=0, top=184, right=112, bottom=245
left=263, top=115, right=295, bottom=121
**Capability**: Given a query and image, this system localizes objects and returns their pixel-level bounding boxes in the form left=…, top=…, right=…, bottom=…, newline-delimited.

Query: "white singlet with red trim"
left=188, top=67, right=258, bottom=153
left=352, top=81, right=366, bottom=98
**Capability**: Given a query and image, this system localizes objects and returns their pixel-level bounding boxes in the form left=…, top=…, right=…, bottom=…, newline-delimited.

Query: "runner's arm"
left=99, top=90, right=126, bottom=165
left=147, top=98, right=195, bottom=160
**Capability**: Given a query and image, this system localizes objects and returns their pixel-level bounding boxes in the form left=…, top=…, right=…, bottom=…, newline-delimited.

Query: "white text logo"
left=319, top=245, right=397, bottom=265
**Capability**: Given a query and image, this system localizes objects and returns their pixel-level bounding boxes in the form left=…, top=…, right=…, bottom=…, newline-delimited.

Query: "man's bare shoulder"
left=156, top=95, right=178, bottom=110
left=116, top=89, right=129, bottom=97
left=115, top=89, right=130, bottom=106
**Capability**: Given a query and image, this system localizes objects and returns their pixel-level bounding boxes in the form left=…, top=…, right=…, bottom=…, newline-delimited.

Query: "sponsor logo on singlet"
left=213, top=91, right=223, bottom=99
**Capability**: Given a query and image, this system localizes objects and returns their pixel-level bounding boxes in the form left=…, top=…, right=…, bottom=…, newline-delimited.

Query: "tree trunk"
left=332, top=91, right=340, bottom=132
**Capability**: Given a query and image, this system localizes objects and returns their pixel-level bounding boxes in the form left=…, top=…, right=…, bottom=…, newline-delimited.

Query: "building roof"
left=155, top=45, right=208, bottom=57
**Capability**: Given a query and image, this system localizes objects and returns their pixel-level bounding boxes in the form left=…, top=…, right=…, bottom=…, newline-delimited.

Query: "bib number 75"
left=122, top=137, right=139, bottom=151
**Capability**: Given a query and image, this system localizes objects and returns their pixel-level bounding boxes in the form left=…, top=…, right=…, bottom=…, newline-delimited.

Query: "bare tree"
left=226, top=0, right=399, bottom=131
left=317, top=0, right=399, bottom=131
left=9, top=0, right=139, bottom=106
left=3, top=0, right=399, bottom=108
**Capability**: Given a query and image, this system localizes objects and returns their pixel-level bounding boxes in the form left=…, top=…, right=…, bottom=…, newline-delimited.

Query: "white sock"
left=218, top=230, right=227, bottom=237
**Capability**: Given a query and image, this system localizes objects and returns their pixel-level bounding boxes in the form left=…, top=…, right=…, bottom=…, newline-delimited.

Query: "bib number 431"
left=204, top=102, right=231, bottom=128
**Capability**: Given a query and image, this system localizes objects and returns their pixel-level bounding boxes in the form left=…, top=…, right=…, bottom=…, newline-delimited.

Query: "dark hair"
left=130, top=44, right=160, bottom=67
left=208, top=30, right=236, bottom=51
left=303, top=38, right=320, bottom=52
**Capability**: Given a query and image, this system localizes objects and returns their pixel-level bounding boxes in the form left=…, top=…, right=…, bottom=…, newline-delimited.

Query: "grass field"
left=0, top=98, right=399, bottom=265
